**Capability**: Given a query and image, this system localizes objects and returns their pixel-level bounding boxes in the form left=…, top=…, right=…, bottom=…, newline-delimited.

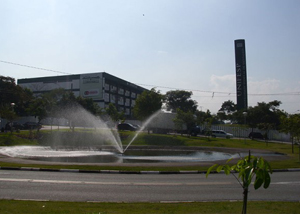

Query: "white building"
left=18, top=72, right=147, bottom=118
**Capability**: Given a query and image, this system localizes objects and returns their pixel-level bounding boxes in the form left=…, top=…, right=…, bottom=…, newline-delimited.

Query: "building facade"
left=17, top=72, right=147, bottom=118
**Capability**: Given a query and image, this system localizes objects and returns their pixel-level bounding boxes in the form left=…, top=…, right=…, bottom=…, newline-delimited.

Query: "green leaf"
left=256, top=169, right=263, bottom=179
left=206, top=154, right=273, bottom=192
left=263, top=173, right=271, bottom=189
left=254, top=177, right=264, bottom=189
left=238, top=168, right=245, bottom=178
left=226, top=158, right=233, bottom=163
left=223, top=165, right=231, bottom=175
left=264, top=161, right=273, bottom=173
left=257, top=157, right=264, bottom=168
left=206, top=164, right=218, bottom=178
left=216, top=165, right=223, bottom=173
left=245, top=168, right=254, bottom=187
left=253, top=157, right=258, bottom=168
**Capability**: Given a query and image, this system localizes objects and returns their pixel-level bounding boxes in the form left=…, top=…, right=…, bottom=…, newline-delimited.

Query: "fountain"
left=0, top=106, right=282, bottom=164
left=44, top=104, right=124, bottom=154
left=123, top=110, right=162, bottom=153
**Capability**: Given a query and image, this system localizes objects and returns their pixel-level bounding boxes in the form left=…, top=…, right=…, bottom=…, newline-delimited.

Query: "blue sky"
left=1, top=0, right=299, bottom=114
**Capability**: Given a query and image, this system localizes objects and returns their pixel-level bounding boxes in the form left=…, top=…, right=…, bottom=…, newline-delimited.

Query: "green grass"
left=0, top=130, right=299, bottom=171
left=0, top=200, right=299, bottom=214
left=0, top=132, right=38, bottom=146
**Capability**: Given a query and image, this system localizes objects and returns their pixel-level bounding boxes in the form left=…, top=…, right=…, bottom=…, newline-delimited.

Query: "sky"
left=1, top=0, right=300, bottom=114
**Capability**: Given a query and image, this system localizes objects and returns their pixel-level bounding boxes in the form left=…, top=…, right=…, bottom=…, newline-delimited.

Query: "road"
left=0, top=170, right=299, bottom=202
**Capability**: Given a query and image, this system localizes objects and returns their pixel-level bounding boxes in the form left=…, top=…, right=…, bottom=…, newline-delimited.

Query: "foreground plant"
left=206, top=151, right=272, bottom=214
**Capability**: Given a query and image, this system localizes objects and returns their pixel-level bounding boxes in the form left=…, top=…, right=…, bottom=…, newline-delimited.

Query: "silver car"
left=211, top=130, right=233, bottom=139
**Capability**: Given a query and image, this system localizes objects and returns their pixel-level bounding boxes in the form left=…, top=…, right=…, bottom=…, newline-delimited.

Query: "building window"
left=111, top=85, right=117, bottom=93
left=118, top=97, right=124, bottom=105
left=125, top=98, right=130, bottom=106
left=104, top=93, right=109, bottom=102
left=118, top=88, right=124, bottom=95
left=105, top=83, right=109, bottom=91
left=125, top=108, right=130, bottom=115
left=125, top=90, right=130, bottom=96
left=131, top=100, right=135, bottom=107
left=110, top=94, right=116, bottom=103
left=131, top=92, right=136, bottom=98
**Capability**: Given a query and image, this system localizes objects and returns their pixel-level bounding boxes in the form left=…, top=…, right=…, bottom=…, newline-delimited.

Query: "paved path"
left=0, top=170, right=299, bottom=202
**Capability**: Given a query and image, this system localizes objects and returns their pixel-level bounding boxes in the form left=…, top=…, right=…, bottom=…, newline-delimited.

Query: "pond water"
left=0, top=146, right=279, bottom=164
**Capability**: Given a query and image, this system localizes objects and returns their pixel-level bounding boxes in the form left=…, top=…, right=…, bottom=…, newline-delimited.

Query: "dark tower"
left=234, top=39, right=248, bottom=110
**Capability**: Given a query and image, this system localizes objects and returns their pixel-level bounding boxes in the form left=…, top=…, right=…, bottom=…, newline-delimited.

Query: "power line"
left=1, top=60, right=300, bottom=97
left=137, top=83, right=300, bottom=96
left=0, top=60, right=71, bottom=75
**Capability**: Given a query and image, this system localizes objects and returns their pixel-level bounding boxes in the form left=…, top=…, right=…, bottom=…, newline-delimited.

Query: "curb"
left=1, top=166, right=300, bottom=174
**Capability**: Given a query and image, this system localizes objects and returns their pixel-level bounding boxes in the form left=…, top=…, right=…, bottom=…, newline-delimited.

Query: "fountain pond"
left=0, top=146, right=282, bottom=164
left=0, top=107, right=282, bottom=164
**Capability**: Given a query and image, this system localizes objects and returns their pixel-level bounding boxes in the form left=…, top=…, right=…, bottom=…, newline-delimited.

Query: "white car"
left=211, top=130, right=233, bottom=139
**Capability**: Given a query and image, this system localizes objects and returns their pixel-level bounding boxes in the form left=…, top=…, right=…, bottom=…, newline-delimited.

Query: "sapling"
left=206, top=151, right=272, bottom=214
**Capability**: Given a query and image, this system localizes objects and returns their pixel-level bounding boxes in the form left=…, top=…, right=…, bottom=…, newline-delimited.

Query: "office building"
left=18, top=72, right=147, bottom=118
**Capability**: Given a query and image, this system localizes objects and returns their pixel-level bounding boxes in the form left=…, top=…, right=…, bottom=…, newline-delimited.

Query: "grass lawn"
left=0, top=200, right=299, bottom=214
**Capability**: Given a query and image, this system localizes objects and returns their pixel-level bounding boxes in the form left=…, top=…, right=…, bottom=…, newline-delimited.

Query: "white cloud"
left=193, top=75, right=296, bottom=114
left=209, top=74, right=236, bottom=93
left=248, top=78, right=280, bottom=94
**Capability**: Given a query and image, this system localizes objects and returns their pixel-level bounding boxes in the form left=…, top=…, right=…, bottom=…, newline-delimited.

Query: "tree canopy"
left=105, top=103, right=124, bottom=122
left=0, top=75, right=34, bottom=120
left=173, top=109, right=196, bottom=132
left=133, top=88, right=163, bottom=121
left=246, top=100, right=284, bottom=130
left=219, top=100, right=237, bottom=114
left=165, top=90, right=197, bottom=113
left=280, top=113, right=300, bottom=153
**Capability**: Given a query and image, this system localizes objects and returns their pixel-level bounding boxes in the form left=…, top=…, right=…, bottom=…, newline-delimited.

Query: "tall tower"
left=234, top=39, right=248, bottom=110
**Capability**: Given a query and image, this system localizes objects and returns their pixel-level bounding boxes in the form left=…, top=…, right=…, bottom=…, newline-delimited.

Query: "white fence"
left=202, top=125, right=291, bottom=142
left=1, top=117, right=291, bottom=142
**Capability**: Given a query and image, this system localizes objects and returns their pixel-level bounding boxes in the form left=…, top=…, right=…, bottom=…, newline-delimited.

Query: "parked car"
left=4, top=122, right=24, bottom=131
left=189, top=126, right=201, bottom=136
left=248, top=132, right=267, bottom=140
left=117, top=123, right=138, bottom=131
left=211, top=130, right=233, bottom=139
left=23, top=122, right=42, bottom=130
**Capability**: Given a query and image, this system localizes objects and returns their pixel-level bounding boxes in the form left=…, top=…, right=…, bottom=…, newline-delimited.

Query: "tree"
left=0, top=76, right=18, bottom=108
left=76, top=96, right=103, bottom=116
left=216, top=110, right=227, bottom=122
left=0, top=106, right=18, bottom=132
left=219, top=100, right=237, bottom=114
left=195, top=110, right=212, bottom=126
left=32, top=88, right=65, bottom=119
left=28, top=98, right=48, bottom=123
left=244, top=100, right=284, bottom=132
left=173, top=109, right=196, bottom=134
left=28, top=89, right=104, bottom=130
left=165, top=90, right=197, bottom=113
left=105, top=103, right=124, bottom=122
left=133, top=88, right=163, bottom=121
left=218, top=100, right=237, bottom=121
left=206, top=151, right=272, bottom=214
left=0, top=76, right=34, bottom=120
left=280, top=113, right=300, bottom=154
